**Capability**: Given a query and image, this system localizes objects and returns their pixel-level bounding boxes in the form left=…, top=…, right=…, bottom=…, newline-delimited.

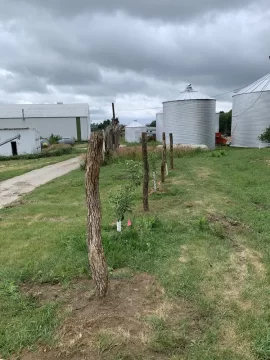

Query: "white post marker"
left=102, top=130, right=106, bottom=160
left=166, top=163, right=169, bottom=176
left=153, top=171, right=157, bottom=191
left=117, top=221, right=122, bottom=232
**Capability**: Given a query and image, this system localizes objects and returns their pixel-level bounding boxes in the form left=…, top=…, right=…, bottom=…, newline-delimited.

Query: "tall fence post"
left=163, top=132, right=169, bottom=175
left=169, top=133, right=174, bottom=170
left=142, top=132, right=149, bottom=212
left=161, top=132, right=166, bottom=183
left=86, top=132, right=109, bottom=298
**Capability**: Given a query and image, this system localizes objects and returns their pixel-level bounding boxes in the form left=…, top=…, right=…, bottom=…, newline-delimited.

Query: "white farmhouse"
left=0, top=103, right=90, bottom=141
left=0, top=128, right=41, bottom=157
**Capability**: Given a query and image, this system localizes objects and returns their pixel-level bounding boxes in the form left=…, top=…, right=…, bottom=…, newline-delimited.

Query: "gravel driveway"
left=0, top=157, right=80, bottom=209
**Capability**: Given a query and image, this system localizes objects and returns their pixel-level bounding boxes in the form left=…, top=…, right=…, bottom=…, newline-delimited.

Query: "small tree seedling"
left=149, top=150, right=159, bottom=191
left=109, top=185, right=134, bottom=232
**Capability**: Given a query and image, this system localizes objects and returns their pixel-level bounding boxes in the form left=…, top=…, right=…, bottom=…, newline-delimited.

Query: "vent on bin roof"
left=164, top=84, right=214, bottom=102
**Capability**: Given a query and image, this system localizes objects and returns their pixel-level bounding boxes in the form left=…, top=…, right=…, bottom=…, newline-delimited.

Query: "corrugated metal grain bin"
left=215, top=113, right=220, bottom=133
left=231, top=73, right=270, bottom=148
left=156, top=112, right=163, bottom=142
left=125, top=120, right=146, bottom=143
left=162, top=85, right=216, bottom=149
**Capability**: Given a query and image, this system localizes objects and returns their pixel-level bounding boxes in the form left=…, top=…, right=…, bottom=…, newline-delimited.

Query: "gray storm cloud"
left=0, top=0, right=269, bottom=122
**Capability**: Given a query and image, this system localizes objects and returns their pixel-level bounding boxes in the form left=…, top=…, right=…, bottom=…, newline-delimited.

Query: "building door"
left=76, top=117, right=82, bottom=142
left=11, top=141, right=18, bottom=156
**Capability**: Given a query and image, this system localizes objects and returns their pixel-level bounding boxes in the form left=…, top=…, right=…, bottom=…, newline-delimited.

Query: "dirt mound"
left=18, top=273, right=196, bottom=360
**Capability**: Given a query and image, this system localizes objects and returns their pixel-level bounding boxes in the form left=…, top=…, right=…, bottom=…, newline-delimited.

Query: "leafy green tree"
left=147, top=120, right=156, bottom=127
left=258, top=126, right=270, bottom=144
left=49, top=134, right=62, bottom=144
left=91, top=119, right=111, bottom=131
left=219, top=110, right=232, bottom=135
left=109, top=185, right=133, bottom=223
left=149, top=150, right=159, bottom=191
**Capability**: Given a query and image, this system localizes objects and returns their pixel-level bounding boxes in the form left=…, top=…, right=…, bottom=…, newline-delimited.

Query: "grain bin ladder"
left=0, top=134, right=21, bottom=147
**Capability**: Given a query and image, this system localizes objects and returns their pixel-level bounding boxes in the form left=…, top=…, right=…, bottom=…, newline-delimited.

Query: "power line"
left=115, top=80, right=267, bottom=113
left=212, top=90, right=234, bottom=98
left=117, top=106, right=163, bottom=112
left=232, top=77, right=270, bottom=118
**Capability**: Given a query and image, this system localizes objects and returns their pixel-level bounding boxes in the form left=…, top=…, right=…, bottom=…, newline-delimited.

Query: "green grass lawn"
left=0, top=148, right=269, bottom=359
left=0, top=154, right=78, bottom=182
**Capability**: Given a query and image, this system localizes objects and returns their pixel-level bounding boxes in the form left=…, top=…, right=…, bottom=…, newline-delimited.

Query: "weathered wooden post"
left=161, top=132, right=167, bottom=182
left=142, top=132, right=149, bottom=212
left=169, top=133, right=174, bottom=170
left=163, top=132, right=168, bottom=176
left=86, top=132, right=109, bottom=298
left=102, top=129, right=106, bottom=162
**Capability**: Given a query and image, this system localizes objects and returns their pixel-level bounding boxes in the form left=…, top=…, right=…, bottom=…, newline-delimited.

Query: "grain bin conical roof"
left=234, top=73, right=270, bottom=96
left=163, top=84, right=214, bottom=103
left=126, top=120, right=145, bottom=128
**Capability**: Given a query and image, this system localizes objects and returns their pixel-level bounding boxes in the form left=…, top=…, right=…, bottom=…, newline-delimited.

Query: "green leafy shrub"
left=109, top=185, right=134, bottom=221
left=198, top=216, right=209, bottom=231
left=149, top=150, right=159, bottom=173
left=258, top=126, right=270, bottom=144
left=48, top=133, right=62, bottom=144
left=125, top=160, right=143, bottom=188
left=211, top=150, right=228, bottom=157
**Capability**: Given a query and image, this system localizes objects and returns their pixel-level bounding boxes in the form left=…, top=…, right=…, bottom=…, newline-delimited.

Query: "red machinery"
left=215, top=133, right=228, bottom=145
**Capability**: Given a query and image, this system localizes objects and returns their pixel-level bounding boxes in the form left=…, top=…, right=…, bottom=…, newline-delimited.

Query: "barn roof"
left=0, top=103, right=89, bottom=119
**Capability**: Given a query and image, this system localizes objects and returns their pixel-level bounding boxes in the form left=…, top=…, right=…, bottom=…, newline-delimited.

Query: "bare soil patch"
left=18, top=273, right=199, bottom=360
left=196, top=167, right=212, bottom=179
left=207, top=213, right=250, bottom=239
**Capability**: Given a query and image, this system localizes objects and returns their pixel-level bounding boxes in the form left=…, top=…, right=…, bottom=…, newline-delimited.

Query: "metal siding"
left=163, top=100, right=216, bottom=149
left=215, top=113, right=220, bottom=133
left=156, top=113, right=163, bottom=142
left=235, top=73, right=270, bottom=95
left=76, top=117, right=82, bottom=142
left=0, top=103, right=89, bottom=119
left=0, top=117, right=89, bottom=140
left=231, top=91, right=270, bottom=148
left=0, top=129, right=41, bottom=156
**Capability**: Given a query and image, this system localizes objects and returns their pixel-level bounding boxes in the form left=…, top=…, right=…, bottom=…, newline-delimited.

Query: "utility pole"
left=112, top=103, right=116, bottom=123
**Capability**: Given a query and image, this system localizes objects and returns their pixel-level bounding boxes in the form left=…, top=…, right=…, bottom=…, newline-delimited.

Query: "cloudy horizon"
left=1, top=0, right=269, bottom=124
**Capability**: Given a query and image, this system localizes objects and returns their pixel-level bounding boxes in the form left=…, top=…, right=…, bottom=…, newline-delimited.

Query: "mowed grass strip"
left=0, top=148, right=269, bottom=359
left=0, top=154, right=77, bottom=181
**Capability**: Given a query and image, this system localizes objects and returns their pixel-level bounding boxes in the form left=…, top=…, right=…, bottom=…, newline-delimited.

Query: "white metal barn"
left=162, top=85, right=216, bottom=149
left=0, top=103, right=90, bottom=141
left=125, top=120, right=146, bottom=143
left=0, top=128, right=41, bottom=157
left=231, top=73, right=270, bottom=148
left=156, top=112, right=164, bottom=142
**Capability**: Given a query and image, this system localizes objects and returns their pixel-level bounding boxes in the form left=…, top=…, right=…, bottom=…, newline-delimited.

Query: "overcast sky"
left=0, top=0, right=269, bottom=124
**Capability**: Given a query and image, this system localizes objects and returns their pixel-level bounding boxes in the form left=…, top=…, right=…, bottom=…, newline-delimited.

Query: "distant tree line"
left=219, top=110, right=232, bottom=135
left=91, top=119, right=112, bottom=131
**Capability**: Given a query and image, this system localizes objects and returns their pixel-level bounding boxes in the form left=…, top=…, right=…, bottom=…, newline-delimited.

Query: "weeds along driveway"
left=0, top=157, right=79, bottom=209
